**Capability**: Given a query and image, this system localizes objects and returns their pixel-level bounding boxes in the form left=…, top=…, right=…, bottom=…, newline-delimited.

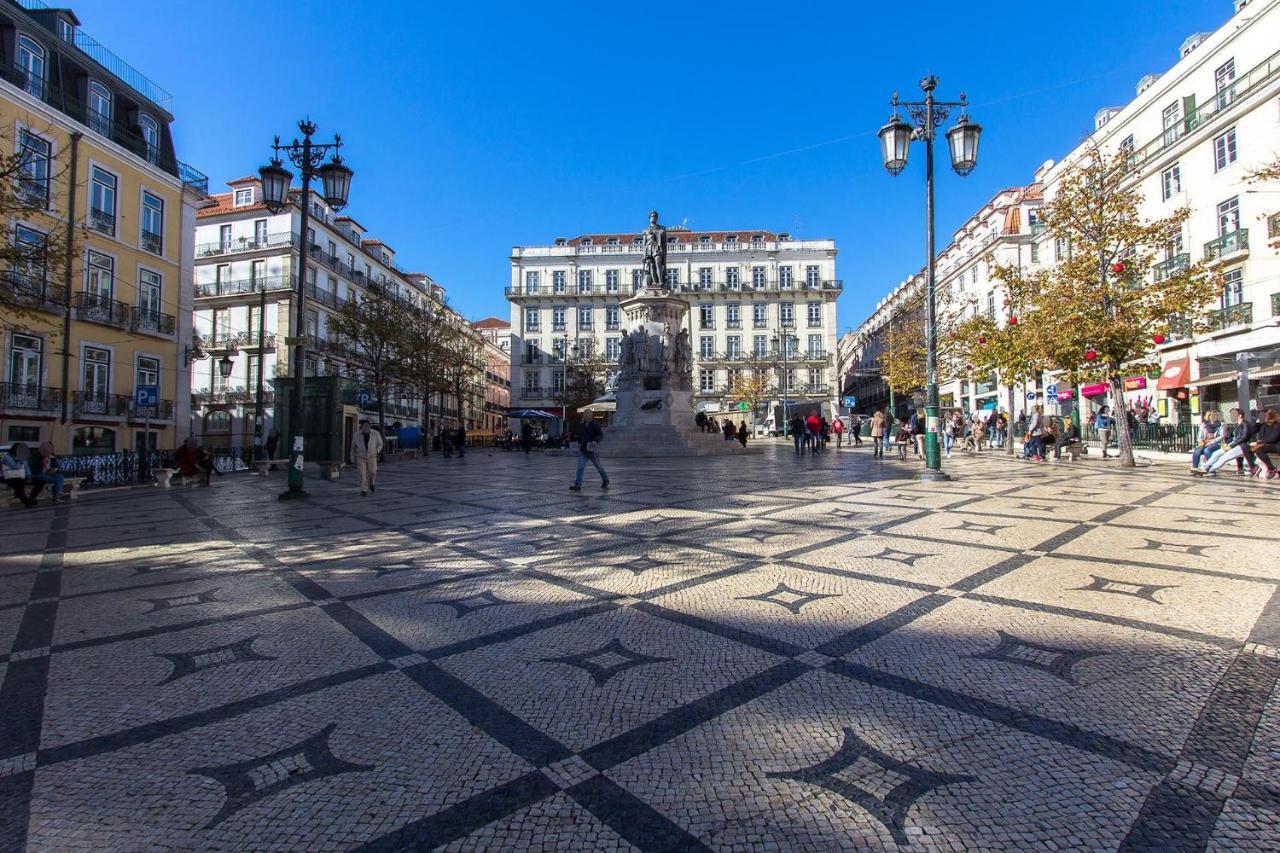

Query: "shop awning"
left=1251, top=364, right=1280, bottom=380
left=1156, top=358, right=1191, bottom=390
left=1080, top=383, right=1109, bottom=397
left=1187, top=371, right=1239, bottom=388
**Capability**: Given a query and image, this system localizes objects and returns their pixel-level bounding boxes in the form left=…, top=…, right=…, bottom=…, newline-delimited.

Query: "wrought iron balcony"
left=1, top=272, right=65, bottom=313
left=72, top=391, right=130, bottom=417
left=195, top=274, right=293, bottom=298
left=0, top=383, right=61, bottom=414
left=131, top=307, right=176, bottom=337
left=140, top=230, right=163, bottom=255
left=88, top=208, right=115, bottom=235
left=1152, top=253, right=1190, bottom=283
left=74, top=292, right=131, bottom=328
left=519, top=386, right=546, bottom=399
left=1210, top=302, right=1252, bottom=330
left=196, top=232, right=298, bottom=258
left=1204, top=229, right=1249, bottom=261
left=1268, top=213, right=1280, bottom=241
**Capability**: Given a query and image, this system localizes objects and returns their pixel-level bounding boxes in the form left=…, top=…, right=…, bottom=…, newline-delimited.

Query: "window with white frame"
left=1221, top=268, right=1243, bottom=308
left=805, top=265, right=820, bottom=287
left=606, top=337, right=620, bottom=361
left=779, top=303, right=795, bottom=327
left=524, top=306, right=540, bottom=330
left=139, top=114, right=160, bottom=165
left=9, top=333, right=42, bottom=389
left=82, top=346, right=110, bottom=402
left=1215, top=58, right=1236, bottom=108
left=141, top=191, right=164, bottom=254
left=779, top=266, right=793, bottom=288
left=1161, top=102, right=1180, bottom=145
left=87, top=82, right=112, bottom=136
left=525, top=270, right=540, bottom=293
left=751, top=266, right=766, bottom=287
left=138, top=268, right=161, bottom=317
left=606, top=305, right=619, bottom=329
left=89, top=166, right=117, bottom=234
left=234, top=188, right=254, bottom=206
left=753, top=303, right=768, bottom=327
left=808, top=334, right=822, bottom=357
left=577, top=305, right=592, bottom=328
left=807, top=302, right=821, bottom=327
left=726, top=336, right=741, bottom=358
left=577, top=270, right=592, bottom=293
left=85, top=250, right=113, bottom=299
left=552, top=307, right=566, bottom=329
left=665, top=268, right=679, bottom=287
left=551, top=370, right=564, bottom=392
left=631, top=269, right=642, bottom=289
left=699, top=304, right=714, bottom=329
left=606, top=269, right=619, bottom=292
left=136, top=355, right=159, bottom=390
left=726, top=303, right=740, bottom=328
left=17, top=35, right=46, bottom=98
left=17, top=129, right=51, bottom=207
left=699, top=335, right=714, bottom=358
left=726, top=267, right=739, bottom=289
left=699, top=369, right=714, bottom=392
left=552, top=270, right=566, bottom=293
left=698, top=267, right=713, bottom=288
left=1217, top=196, right=1240, bottom=235
left=754, top=335, right=768, bottom=357
left=1213, top=128, right=1237, bottom=171
left=1030, top=241, right=1039, bottom=264
left=1161, top=164, right=1181, bottom=200
left=525, top=371, right=540, bottom=390
left=986, top=291, right=995, bottom=318
left=699, top=235, right=711, bottom=245
left=1118, top=134, right=1134, bottom=162
left=725, top=234, right=737, bottom=246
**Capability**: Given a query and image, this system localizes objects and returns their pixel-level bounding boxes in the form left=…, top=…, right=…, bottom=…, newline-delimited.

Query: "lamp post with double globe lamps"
left=878, top=76, right=982, bottom=481
left=258, top=120, right=353, bottom=500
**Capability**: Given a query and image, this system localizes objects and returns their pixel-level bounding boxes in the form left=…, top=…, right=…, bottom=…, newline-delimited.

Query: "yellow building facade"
left=0, top=3, right=207, bottom=456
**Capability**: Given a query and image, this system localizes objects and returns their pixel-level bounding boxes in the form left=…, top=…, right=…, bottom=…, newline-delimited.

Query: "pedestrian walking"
left=351, top=418, right=383, bottom=496
left=738, top=419, right=749, bottom=448
left=910, top=410, right=926, bottom=459
left=944, top=411, right=963, bottom=458
left=569, top=416, right=609, bottom=490
left=1093, top=407, right=1112, bottom=459
left=722, top=419, right=736, bottom=441
left=456, top=423, right=467, bottom=458
left=791, top=413, right=805, bottom=455
left=870, top=410, right=885, bottom=458
left=851, top=414, right=863, bottom=446
left=520, top=421, right=533, bottom=454
left=806, top=410, right=822, bottom=453
left=833, top=417, right=845, bottom=448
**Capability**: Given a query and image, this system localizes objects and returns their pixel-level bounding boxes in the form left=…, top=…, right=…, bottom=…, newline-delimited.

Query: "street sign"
left=135, top=385, right=158, bottom=407
left=737, top=401, right=748, bottom=411
left=1045, top=383, right=1058, bottom=397
left=357, top=389, right=375, bottom=407
left=842, top=396, right=856, bottom=408
left=283, top=336, right=307, bottom=346
left=1026, top=391, right=1037, bottom=401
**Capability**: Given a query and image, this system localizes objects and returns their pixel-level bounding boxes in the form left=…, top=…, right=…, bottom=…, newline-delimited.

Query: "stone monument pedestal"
left=605, top=289, right=750, bottom=457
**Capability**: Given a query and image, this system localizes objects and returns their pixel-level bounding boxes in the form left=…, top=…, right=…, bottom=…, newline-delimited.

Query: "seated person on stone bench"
left=175, top=437, right=220, bottom=486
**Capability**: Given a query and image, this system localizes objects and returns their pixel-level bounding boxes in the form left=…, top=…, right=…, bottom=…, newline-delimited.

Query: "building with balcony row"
left=0, top=0, right=209, bottom=455
left=843, top=0, right=1280, bottom=424
left=473, top=317, right=511, bottom=436
left=190, top=176, right=486, bottom=447
left=507, top=228, right=841, bottom=432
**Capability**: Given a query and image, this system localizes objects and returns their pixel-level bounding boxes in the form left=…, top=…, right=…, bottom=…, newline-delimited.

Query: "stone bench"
left=399, top=448, right=419, bottom=461
left=252, top=459, right=289, bottom=476
left=319, top=461, right=342, bottom=480
left=63, top=477, right=86, bottom=500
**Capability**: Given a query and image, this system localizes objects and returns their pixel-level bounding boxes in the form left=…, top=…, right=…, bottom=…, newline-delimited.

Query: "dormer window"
left=139, top=114, right=160, bottom=165
left=234, top=188, right=254, bottom=206
left=87, top=82, right=112, bottom=136
left=631, top=236, right=642, bottom=245
left=725, top=235, right=737, bottom=244
left=58, top=19, right=75, bottom=43
left=699, top=235, right=711, bottom=244
left=579, top=237, right=591, bottom=246
left=751, top=234, right=764, bottom=244
left=606, top=237, right=619, bottom=245
left=554, top=238, right=567, bottom=246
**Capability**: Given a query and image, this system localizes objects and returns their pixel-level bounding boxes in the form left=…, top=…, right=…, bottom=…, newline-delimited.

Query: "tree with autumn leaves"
left=990, top=146, right=1220, bottom=467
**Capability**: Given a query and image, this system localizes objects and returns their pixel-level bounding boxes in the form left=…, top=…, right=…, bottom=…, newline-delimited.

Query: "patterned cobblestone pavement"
left=1, top=443, right=1276, bottom=851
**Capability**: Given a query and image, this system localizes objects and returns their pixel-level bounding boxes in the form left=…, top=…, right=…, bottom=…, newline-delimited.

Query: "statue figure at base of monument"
left=672, top=328, right=692, bottom=376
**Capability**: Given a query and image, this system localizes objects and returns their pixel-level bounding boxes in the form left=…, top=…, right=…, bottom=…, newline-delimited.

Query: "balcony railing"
left=1126, top=47, right=1280, bottom=175
left=304, top=282, right=347, bottom=309
left=131, top=307, right=176, bottom=337
left=74, top=291, right=131, bottom=328
left=1152, top=253, right=1190, bottom=283
left=196, top=231, right=298, bottom=258
left=1211, top=302, right=1252, bottom=330
left=519, top=387, right=546, bottom=399
left=127, top=398, right=174, bottom=422
left=1204, top=229, right=1249, bottom=261
left=1268, top=213, right=1280, bottom=241
left=73, top=391, right=130, bottom=417
left=195, top=274, right=294, bottom=298
left=192, top=387, right=275, bottom=405
left=1, top=272, right=65, bottom=313
left=140, top=230, right=162, bottom=255
left=88, top=208, right=115, bottom=235
left=0, top=383, right=61, bottom=414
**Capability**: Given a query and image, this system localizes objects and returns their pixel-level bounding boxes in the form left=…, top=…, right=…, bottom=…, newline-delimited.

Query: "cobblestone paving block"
left=294, top=544, right=497, bottom=599
left=40, top=607, right=382, bottom=748
left=437, top=606, right=781, bottom=753
left=800, top=533, right=1014, bottom=589
left=26, top=673, right=533, bottom=850
left=1052, top=525, right=1280, bottom=579
left=970, top=555, right=1273, bottom=642
left=436, top=791, right=639, bottom=852
left=878, top=511, right=1077, bottom=552
left=532, top=540, right=746, bottom=598
left=1103, top=506, right=1280, bottom=542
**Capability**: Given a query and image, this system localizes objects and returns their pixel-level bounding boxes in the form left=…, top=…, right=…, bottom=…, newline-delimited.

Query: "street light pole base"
left=914, top=469, right=952, bottom=483
left=278, top=488, right=310, bottom=501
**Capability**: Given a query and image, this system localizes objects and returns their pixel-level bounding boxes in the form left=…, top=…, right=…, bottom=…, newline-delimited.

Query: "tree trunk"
left=1109, top=373, right=1135, bottom=467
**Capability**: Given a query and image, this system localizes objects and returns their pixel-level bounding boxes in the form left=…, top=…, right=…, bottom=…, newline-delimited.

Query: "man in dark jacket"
left=1199, top=409, right=1256, bottom=475
left=790, top=413, right=805, bottom=455
left=1244, top=408, right=1279, bottom=478
left=569, top=417, right=609, bottom=491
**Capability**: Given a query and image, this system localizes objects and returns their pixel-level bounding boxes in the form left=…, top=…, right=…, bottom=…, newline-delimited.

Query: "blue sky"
left=76, top=0, right=1231, bottom=328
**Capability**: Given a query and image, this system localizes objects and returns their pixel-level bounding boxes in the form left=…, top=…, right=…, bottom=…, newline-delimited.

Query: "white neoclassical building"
left=846, top=0, right=1280, bottom=424
left=506, top=227, right=841, bottom=432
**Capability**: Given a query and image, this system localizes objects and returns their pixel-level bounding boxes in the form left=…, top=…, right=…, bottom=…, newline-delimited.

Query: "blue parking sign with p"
left=136, top=385, right=158, bottom=407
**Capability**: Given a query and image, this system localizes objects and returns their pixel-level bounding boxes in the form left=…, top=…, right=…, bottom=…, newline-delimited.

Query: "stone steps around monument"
left=603, top=424, right=757, bottom=457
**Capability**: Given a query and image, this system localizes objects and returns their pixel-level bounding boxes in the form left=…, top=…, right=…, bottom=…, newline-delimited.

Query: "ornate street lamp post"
left=878, top=76, right=981, bottom=481
left=259, top=119, right=353, bottom=500
left=771, top=329, right=797, bottom=437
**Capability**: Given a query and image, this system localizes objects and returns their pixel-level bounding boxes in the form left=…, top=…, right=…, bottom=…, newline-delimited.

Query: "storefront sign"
left=1057, top=389, right=1075, bottom=401
left=1081, top=383, right=1108, bottom=397
left=1123, top=376, right=1147, bottom=392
